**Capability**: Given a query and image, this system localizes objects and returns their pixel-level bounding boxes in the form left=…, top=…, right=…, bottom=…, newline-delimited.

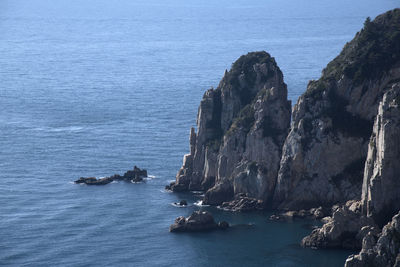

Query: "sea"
left=1, top=0, right=398, bottom=266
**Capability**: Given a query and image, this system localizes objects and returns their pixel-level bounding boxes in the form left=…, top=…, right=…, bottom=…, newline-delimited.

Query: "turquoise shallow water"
left=0, top=0, right=398, bottom=266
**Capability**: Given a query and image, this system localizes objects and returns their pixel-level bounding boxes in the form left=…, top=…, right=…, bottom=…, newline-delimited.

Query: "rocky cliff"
left=273, top=8, right=400, bottom=210
left=344, top=84, right=400, bottom=266
left=361, top=83, right=400, bottom=227
left=171, top=9, right=400, bottom=212
left=170, top=8, right=400, bottom=266
left=169, top=51, right=291, bottom=206
left=302, top=83, right=400, bottom=257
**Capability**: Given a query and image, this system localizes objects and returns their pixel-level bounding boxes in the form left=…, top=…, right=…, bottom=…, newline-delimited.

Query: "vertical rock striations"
left=302, top=83, right=400, bottom=251
left=361, top=83, right=400, bottom=227
left=344, top=83, right=400, bottom=266
left=273, top=8, right=400, bottom=210
left=170, top=51, right=291, bottom=206
left=171, top=8, right=400, bottom=218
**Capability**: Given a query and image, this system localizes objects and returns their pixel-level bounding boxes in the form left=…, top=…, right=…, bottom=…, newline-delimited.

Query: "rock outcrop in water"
left=75, top=166, right=148, bottom=185
left=170, top=9, right=400, bottom=214
left=301, top=200, right=378, bottom=250
left=219, top=193, right=264, bottom=212
left=169, top=211, right=229, bottom=232
left=169, top=51, right=291, bottom=207
left=168, top=8, right=400, bottom=266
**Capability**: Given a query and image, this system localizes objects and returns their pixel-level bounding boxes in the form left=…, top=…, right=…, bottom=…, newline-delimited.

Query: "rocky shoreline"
left=168, top=8, right=400, bottom=266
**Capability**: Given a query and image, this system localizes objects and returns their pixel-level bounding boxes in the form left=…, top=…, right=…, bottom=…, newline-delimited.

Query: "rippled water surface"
left=0, top=0, right=398, bottom=266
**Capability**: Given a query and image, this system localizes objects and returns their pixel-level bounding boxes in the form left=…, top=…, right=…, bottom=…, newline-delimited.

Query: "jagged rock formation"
left=167, top=8, right=400, bottom=266
left=170, top=9, right=400, bottom=212
left=219, top=193, right=264, bottom=212
left=344, top=83, right=400, bottom=265
left=273, top=9, right=400, bottom=210
left=361, top=83, right=400, bottom=227
left=301, top=200, right=378, bottom=250
left=345, top=211, right=400, bottom=267
left=170, top=51, right=291, bottom=206
left=302, top=83, right=400, bottom=250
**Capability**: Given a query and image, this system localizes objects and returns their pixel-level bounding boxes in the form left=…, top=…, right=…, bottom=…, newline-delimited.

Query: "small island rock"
left=169, top=211, right=229, bottom=232
left=75, top=166, right=148, bottom=185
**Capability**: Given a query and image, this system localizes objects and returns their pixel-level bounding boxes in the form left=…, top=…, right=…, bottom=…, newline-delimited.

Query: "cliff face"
left=171, top=9, right=400, bottom=213
left=171, top=52, right=291, bottom=205
left=170, top=8, right=400, bottom=267
left=301, top=83, right=400, bottom=251
left=343, top=84, right=400, bottom=266
left=361, top=83, right=400, bottom=227
left=273, top=9, right=400, bottom=210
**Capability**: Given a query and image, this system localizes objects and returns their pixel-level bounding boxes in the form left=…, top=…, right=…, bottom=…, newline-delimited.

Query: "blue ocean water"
left=0, top=0, right=398, bottom=266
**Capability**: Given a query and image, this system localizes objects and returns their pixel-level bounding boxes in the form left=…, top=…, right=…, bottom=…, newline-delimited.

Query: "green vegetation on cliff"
left=227, top=51, right=278, bottom=105
left=306, top=8, right=400, bottom=97
left=206, top=51, right=282, bottom=149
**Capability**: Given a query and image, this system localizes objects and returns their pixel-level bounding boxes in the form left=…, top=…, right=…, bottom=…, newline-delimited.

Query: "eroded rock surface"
left=219, top=193, right=264, bottom=212
left=169, top=211, right=229, bottom=232
left=273, top=9, right=400, bottom=210
left=170, top=51, right=291, bottom=206
left=301, top=200, right=378, bottom=249
left=361, top=83, right=400, bottom=227
left=345, top=211, right=400, bottom=267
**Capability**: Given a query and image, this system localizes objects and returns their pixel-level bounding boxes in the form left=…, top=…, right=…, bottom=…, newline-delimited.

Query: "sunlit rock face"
left=361, top=83, right=400, bottom=227
left=273, top=8, right=400, bottom=210
left=171, top=51, right=291, bottom=206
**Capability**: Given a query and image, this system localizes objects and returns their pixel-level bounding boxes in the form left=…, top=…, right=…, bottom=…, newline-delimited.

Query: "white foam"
left=190, top=191, right=204, bottom=194
left=194, top=200, right=210, bottom=207
left=33, top=126, right=85, bottom=133
left=170, top=203, right=188, bottom=208
left=147, top=175, right=156, bottom=179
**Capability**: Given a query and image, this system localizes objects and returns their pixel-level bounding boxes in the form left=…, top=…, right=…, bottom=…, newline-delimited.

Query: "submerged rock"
left=75, top=166, right=148, bottom=185
left=169, top=211, right=229, bottom=233
left=173, top=200, right=188, bottom=207
left=75, top=177, right=113, bottom=185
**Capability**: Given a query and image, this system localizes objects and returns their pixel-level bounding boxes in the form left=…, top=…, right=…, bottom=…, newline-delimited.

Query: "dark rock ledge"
left=269, top=206, right=328, bottom=222
left=169, top=211, right=229, bottom=233
left=219, top=193, right=264, bottom=212
left=75, top=166, right=148, bottom=185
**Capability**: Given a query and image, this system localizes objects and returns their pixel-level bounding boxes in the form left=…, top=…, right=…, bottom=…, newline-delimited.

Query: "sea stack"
left=169, top=51, right=291, bottom=208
